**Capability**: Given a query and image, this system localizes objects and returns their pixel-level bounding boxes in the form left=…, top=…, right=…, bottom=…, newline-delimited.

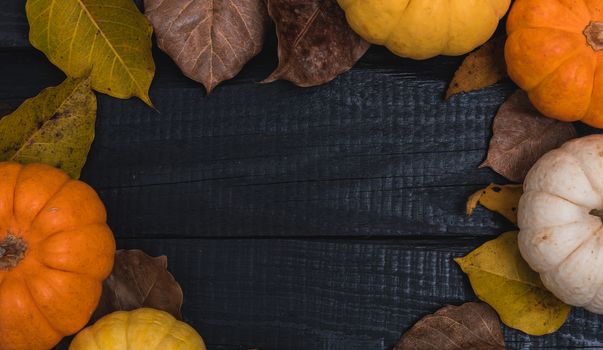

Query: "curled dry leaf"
left=0, top=76, right=96, bottom=179
left=455, top=231, right=571, bottom=336
left=145, top=0, right=271, bottom=93
left=396, top=302, right=506, bottom=350
left=264, top=0, right=370, bottom=87
left=481, top=91, right=577, bottom=182
left=446, top=36, right=507, bottom=99
left=467, top=183, right=523, bottom=224
left=26, top=0, right=155, bottom=106
left=93, top=249, right=183, bottom=321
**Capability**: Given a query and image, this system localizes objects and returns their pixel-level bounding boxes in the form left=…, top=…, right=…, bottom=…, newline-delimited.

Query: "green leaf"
left=0, top=76, right=96, bottom=178
left=26, top=0, right=155, bottom=106
left=455, top=231, right=571, bottom=336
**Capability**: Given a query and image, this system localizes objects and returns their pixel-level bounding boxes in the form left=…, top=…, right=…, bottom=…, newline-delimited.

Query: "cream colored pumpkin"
left=337, top=0, right=510, bottom=59
left=519, top=135, right=603, bottom=313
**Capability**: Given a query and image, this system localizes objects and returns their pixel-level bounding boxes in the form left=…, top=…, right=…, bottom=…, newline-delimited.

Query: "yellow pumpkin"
left=337, top=0, right=511, bottom=59
left=69, top=308, right=206, bottom=350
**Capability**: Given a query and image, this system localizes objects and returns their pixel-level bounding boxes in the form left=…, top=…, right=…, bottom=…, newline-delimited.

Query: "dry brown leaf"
left=93, top=249, right=183, bottom=321
left=263, top=0, right=370, bottom=87
left=467, top=183, right=523, bottom=224
left=396, top=302, right=506, bottom=350
left=481, top=91, right=577, bottom=182
left=145, top=0, right=271, bottom=93
left=446, top=36, right=507, bottom=99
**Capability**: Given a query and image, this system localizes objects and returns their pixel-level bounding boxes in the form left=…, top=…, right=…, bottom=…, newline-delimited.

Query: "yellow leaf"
left=0, top=76, right=96, bottom=178
left=455, top=231, right=571, bottom=336
left=467, top=183, right=522, bottom=224
left=26, top=0, right=155, bottom=106
left=446, top=36, right=507, bottom=99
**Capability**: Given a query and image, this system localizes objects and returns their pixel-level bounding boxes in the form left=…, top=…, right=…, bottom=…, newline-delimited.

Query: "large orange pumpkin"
left=0, top=162, right=115, bottom=350
left=506, top=0, right=603, bottom=128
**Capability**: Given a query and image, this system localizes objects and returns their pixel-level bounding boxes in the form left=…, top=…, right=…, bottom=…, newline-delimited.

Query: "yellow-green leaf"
left=466, top=183, right=523, bottom=224
left=455, top=231, right=571, bottom=336
left=26, top=0, right=155, bottom=106
left=0, top=76, right=96, bottom=178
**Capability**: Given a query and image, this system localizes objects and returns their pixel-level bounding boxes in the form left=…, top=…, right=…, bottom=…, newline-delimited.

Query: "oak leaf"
left=467, top=184, right=523, bottom=224
left=481, top=91, right=577, bottom=182
left=396, top=302, right=506, bottom=350
left=264, top=0, right=370, bottom=87
left=446, top=36, right=507, bottom=99
left=93, top=249, right=184, bottom=321
left=26, top=0, right=155, bottom=106
left=455, top=231, right=571, bottom=335
left=145, top=0, right=271, bottom=93
left=0, top=76, right=96, bottom=178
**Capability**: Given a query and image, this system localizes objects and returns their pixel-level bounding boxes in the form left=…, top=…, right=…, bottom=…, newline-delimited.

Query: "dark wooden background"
left=2, top=2, right=603, bottom=349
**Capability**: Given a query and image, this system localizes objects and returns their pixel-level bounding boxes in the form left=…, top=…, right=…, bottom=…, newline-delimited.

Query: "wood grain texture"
left=0, top=49, right=516, bottom=238
left=113, top=239, right=603, bottom=350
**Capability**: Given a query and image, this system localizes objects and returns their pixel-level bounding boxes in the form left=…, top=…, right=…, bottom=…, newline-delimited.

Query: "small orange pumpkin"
left=506, top=0, right=603, bottom=127
left=0, top=162, right=115, bottom=350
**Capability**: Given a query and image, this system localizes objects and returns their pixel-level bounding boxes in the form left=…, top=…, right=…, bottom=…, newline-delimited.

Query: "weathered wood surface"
left=1, top=2, right=602, bottom=349
left=0, top=48, right=517, bottom=238
left=116, top=239, right=603, bottom=349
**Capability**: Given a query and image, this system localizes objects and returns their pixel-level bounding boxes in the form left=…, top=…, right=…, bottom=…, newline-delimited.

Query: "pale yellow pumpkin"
left=337, top=0, right=511, bottom=59
left=69, top=308, right=206, bottom=350
left=519, top=135, right=603, bottom=313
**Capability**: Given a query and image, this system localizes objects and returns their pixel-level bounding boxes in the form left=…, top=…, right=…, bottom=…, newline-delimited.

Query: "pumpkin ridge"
left=21, top=273, right=66, bottom=339
left=520, top=190, right=595, bottom=231
left=580, top=59, right=603, bottom=126
left=527, top=46, right=593, bottom=101
left=553, top=0, right=591, bottom=27
left=153, top=311, right=179, bottom=347
left=584, top=236, right=603, bottom=307
left=34, top=224, right=114, bottom=278
left=506, top=28, right=585, bottom=91
left=559, top=146, right=603, bottom=197
left=548, top=230, right=603, bottom=284
left=511, top=0, right=591, bottom=33
left=24, top=176, right=72, bottom=235
left=9, top=162, right=25, bottom=219
left=383, top=0, right=413, bottom=47
left=583, top=0, right=603, bottom=19
left=26, top=269, right=99, bottom=335
left=520, top=221, right=599, bottom=273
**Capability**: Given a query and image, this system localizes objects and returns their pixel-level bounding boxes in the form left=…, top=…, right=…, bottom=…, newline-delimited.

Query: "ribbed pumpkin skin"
left=518, top=135, right=603, bottom=313
left=0, top=162, right=115, bottom=350
left=338, top=0, right=510, bottom=59
left=70, top=308, right=206, bottom=350
left=506, top=0, right=603, bottom=127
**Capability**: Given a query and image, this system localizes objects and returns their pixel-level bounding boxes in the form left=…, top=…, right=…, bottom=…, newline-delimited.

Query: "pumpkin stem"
left=590, top=209, right=603, bottom=222
left=0, top=234, right=27, bottom=270
left=585, top=21, right=603, bottom=51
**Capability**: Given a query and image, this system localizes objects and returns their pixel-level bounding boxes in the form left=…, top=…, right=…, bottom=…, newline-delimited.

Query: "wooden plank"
left=0, top=50, right=517, bottom=238
left=85, top=238, right=601, bottom=349
left=0, top=1, right=28, bottom=48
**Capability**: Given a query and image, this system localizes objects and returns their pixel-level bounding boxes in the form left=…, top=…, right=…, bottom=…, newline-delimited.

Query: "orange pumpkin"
left=0, top=162, right=115, bottom=350
left=506, top=0, right=603, bottom=127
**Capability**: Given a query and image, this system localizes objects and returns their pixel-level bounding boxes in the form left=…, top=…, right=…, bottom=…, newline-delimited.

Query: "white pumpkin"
left=519, top=135, right=603, bottom=313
